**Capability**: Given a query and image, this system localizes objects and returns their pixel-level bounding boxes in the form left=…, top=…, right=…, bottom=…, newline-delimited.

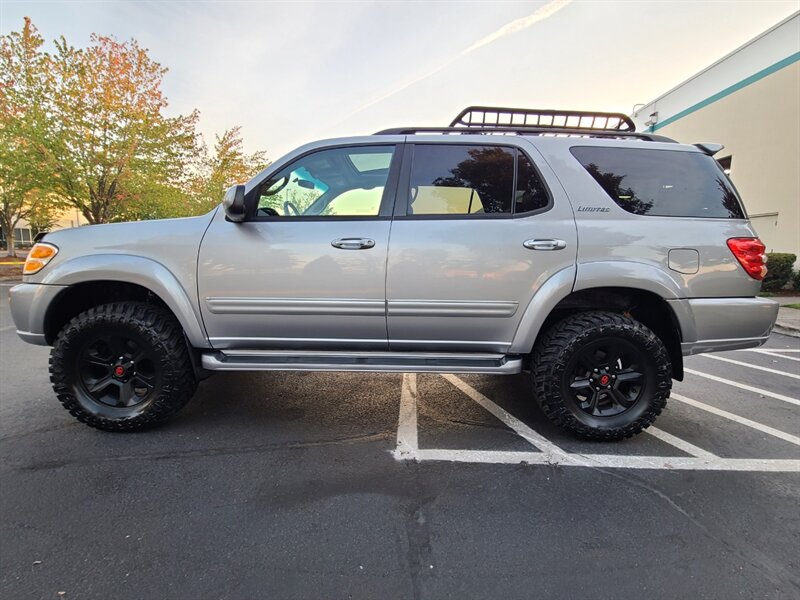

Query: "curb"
left=773, top=324, right=800, bottom=338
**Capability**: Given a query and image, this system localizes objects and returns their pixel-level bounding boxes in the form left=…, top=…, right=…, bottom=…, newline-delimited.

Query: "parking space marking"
left=440, top=374, right=585, bottom=466
left=645, top=427, right=718, bottom=458
left=394, top=373, right=419, bottom=458
left=393, top=375, right=800, bottom=472
left=701, top=354, right=800, bottom=379
left=742, top=350, right=800, bottom=363
left=684, top=368, right=800, bottom=407
left=671, top=393, right=800, bottom=447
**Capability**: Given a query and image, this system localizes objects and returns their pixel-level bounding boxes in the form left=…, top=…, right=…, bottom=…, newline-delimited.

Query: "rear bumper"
left=668, top=297, right=779, bottom=356
left=8, top=283, right=68, bottom=346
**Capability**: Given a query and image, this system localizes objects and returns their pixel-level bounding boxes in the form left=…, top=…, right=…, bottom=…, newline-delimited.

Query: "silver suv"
left=9, top=107, right=779, bottom=440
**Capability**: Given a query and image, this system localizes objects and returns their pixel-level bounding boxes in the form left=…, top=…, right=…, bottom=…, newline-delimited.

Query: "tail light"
left=727, top=237, right=767, bottom=280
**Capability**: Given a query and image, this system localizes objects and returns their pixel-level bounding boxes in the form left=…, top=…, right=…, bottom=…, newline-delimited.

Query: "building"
left=1, top=207, right=89, bottom=253
left=631, top=12, right=799, bottom=263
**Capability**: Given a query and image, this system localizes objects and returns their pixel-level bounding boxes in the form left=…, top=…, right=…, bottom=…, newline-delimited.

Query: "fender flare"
left=40, top=254, right=209, bottom=348
left=509, top=261, right=687, bottom=354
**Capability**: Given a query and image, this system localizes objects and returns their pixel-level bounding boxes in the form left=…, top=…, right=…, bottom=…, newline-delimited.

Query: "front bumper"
left=8, top=283, right=69, bottom=346
left=668, top=297, right=779, bottom=356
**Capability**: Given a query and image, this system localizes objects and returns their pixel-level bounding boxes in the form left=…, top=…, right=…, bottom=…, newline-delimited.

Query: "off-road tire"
left=50, top=302, right=196, bottom=431
left=532, top=311, right=671, bottom=441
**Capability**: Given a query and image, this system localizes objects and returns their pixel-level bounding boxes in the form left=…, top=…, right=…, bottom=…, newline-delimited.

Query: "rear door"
left=385, top=140, right=577, bottom=353
left=198, top=143, right=401, bottom=350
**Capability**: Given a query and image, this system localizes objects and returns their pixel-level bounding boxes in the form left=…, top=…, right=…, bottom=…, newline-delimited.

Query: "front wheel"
left=50, top=302, right=197, bottom=431
left=532, top=311, right=671, bottom=441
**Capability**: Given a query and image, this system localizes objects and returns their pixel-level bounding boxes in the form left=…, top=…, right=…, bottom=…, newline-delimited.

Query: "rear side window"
left=407, top=145, right=549, bottom=216
left=570, top=147, right=745, bottom=218
left=409, top=145, right=514, bottom=215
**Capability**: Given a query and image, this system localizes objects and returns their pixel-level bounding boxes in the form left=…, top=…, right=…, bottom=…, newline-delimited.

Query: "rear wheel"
left=532, top=311, right=671, bottom=441
left=50, top=302, right=196, bottom=431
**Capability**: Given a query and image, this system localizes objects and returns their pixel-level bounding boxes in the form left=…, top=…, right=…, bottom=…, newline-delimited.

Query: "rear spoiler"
left=694, top=143, right=724, bottom=156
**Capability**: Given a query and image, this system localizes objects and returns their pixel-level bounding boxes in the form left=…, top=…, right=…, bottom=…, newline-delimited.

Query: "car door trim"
left=205, top=297, right=386, bottom=316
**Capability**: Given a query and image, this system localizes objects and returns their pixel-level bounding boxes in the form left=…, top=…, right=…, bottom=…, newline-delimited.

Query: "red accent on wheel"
left=114, top=365, right=125, bottom=377
left=599, top=375, right=610, bottom=386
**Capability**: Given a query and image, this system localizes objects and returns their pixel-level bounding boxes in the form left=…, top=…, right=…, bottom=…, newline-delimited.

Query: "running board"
left=201, top=350, right=523, bottom=374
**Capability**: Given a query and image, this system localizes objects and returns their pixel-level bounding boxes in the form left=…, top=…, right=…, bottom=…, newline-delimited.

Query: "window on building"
left=13, top=228, right=32, bottom=243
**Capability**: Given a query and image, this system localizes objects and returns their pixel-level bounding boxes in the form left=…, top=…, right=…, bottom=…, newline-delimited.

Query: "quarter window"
left=515, top=151, right=549, bottom=213
left=571, top=146, right=745, bottom=218
left=257, top=146, right=396, bottom=217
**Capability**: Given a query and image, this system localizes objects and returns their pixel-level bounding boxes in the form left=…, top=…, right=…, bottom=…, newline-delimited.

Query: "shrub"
left=762, top=253, right=796, bottom=291
left=792, top=269, right=800, bottom=291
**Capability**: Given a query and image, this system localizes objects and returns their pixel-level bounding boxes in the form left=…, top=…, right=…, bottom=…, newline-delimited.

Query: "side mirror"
left=222, top=184, right=247, bottom=222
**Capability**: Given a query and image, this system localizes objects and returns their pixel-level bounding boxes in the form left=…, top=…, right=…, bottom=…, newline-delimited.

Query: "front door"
left=198, top=143, right=401, bottom=350
left=385, top=141, right=577, bottom=353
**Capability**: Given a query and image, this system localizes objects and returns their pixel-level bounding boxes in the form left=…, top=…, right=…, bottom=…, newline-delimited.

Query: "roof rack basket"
left=374, top=105, right=675, bottom=142
left=450, top=106, right=636, bottom=132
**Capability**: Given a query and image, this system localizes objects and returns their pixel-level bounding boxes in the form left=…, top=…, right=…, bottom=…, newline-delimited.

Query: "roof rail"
left=374, top=105, right=676, bottom=142
left=450, top=106, right=636, bottom=132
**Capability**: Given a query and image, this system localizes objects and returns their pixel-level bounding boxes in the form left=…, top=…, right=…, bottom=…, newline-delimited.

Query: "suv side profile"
left=9, top=106, right=779, bottom=440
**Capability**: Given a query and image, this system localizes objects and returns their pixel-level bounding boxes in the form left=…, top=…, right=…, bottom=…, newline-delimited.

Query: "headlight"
left=23, top=242, right=59, bottom=275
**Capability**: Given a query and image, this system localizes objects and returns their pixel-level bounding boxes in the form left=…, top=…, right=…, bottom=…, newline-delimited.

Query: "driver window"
left=257, top=146, right=395, bottom=217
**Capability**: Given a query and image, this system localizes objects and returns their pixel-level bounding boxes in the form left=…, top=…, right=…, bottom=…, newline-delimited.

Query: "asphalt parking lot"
left=1, top=287, right=799, bottom=600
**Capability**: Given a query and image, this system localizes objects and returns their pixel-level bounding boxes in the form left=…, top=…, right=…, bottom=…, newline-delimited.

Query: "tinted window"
left=515, top=151, right=549, bottom=213
left=571, top=147, right=745, bottom=218
left=257, top=146, right=395, bottom=217
left=409, top=145, right=514, bottom=215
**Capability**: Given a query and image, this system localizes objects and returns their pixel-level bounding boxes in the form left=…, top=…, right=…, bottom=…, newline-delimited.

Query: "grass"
left=783, top=303, right=800, bottom=310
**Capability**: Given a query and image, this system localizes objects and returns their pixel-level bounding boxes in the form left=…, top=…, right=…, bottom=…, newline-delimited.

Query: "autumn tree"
left=192, top=126, right=268, bottom=214
left=0, top=18, right=60, bottom=255
left=39, top=33, right=201, bottom=224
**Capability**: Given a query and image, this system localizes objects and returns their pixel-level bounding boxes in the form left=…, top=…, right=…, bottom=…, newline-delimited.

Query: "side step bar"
left=201, top=350, right=523, bottom=374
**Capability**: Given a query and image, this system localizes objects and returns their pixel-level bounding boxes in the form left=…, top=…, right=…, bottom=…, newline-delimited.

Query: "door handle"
left=331, top=238, right=376, bottom=250
left=523, top=239, right=567, bottom=251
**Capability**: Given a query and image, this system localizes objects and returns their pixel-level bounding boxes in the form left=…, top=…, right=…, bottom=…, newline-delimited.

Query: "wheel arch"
left=40, top=255, right=209, bottom=348
left=511, top=272, right=684, bottom=381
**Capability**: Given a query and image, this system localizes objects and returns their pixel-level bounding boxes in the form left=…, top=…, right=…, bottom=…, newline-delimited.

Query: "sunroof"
left=348, top=151, right=392, bottom=173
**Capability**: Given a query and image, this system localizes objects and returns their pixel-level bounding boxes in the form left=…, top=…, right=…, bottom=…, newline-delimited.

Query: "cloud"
left=335, top=0, right=571, bottom=124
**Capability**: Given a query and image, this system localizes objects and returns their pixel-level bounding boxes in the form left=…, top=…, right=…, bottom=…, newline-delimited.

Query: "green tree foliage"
left=0, top=17, right=268, bottom=239
left=192, top=126, right=269, bottom=214
left=42, top=33, right=202, bottom=224
left=0, top=18, right=63, bottom=255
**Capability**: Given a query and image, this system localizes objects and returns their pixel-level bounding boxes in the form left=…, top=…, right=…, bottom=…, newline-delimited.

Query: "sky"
left=1, top=0, right=798, bottom=161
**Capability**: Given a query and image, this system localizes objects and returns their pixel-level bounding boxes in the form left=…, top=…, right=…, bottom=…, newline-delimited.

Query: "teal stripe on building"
left=649, top=52, right=800, bottom=132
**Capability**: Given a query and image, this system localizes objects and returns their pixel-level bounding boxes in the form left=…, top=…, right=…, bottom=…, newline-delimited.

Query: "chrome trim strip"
left=205, top=297, right=385, bottom=316
left=387, top=300, right=518, bottom=318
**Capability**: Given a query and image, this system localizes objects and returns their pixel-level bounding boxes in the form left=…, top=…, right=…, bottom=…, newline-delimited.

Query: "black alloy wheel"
left=50, top=302, right=197, bottom=431
left=532, top=311, right=672, bottom=441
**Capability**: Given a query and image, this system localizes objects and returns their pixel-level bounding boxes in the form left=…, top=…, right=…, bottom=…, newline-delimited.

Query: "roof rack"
left=374, top=105, right=676, bottom=143
left=450, top=106, right=636, bottom=131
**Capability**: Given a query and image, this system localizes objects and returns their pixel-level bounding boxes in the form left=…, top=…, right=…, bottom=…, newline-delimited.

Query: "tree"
left=39, top=33, right=201, bottom=224
left=0, top=17, right=54, bottom=255
left=192, top=126, right=268, bottom=214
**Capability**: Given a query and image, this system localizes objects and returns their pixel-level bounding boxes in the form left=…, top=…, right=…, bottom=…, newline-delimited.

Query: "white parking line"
left=440, top=374, right=585, bottom=465
left=645, top=427, right=717, bottom=458
left=413, top=449, right=800, bottom=472
left=683, top=368, right=800, bottom=407
left=701, top=354, right=800, bottom=379
left=391, top=374, right=800, bottom=472
left=671, top=393, right=800, bottom=447
left=394, top=373, right=418, bottom=458
left=745, top=350, right=800, bottom=363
